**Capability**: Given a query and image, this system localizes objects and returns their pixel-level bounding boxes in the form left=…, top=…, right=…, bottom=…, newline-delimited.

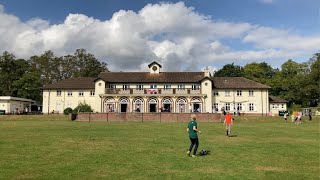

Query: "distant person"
left=284, top=112, right=288, bottom=123
left=291, top=114, right=295, bottom=123
left=309, top=111, right=312, bottom=121
left=187, top=114, right=201, bottom=157
left=224, top=112, right=233, bottom=137
left=297, top=113, right=302, bottom=124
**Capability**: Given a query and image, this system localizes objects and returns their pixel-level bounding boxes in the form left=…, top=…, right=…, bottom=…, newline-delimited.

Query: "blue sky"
left=0, top=0, right=319, bottom=72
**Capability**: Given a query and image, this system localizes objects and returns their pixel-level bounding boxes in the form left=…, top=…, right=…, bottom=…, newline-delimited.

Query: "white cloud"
left=0, top=2, right=319, bottom=72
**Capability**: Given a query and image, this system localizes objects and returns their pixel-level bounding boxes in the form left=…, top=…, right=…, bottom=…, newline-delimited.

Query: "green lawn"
left=0, top=115, right=319, bottom=179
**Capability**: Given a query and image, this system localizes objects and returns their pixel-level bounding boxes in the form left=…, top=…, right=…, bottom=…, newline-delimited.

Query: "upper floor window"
left=237, top=90, right=242, bottom=96
left=123, top=84, right=130, bottom=90
left=281, top=104, right=284, bottom=108
left=225, top=90, right=230, bottom=97
left=164, top=84, right=171, bottom=90
left=90, top=90, right=95, bottom=96
left=136, top=84, right=143, bottom=90
left=67, top=91, right=72, bottom=96
left=57, top=90, right=62, bottom=96
left=150, top=84, right=157, bottom=89
left=78, top=91, right=84, bottom=96
left=108, top=84, right=116, bottom=89
left=249, top=90, right=254, bottom=96
left=213, top=90, right=219, bottom=96
left=177, top=85, right=185, bottom=90
left=192, top=84, right=200, bottom=90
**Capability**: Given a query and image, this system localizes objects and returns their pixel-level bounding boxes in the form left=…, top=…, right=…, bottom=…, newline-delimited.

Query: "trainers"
left=187, top=151, right=190, bottom=156
left=191, top=155, right=196, bottom=157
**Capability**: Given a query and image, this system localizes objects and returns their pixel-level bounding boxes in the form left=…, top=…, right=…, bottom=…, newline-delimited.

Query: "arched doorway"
left=191, top=97, right=203, bottom=113
left=161, top=97, right=173, bottom=112
left=147, top=97, right=158, bottom=112
left=133, top=97, right=144, bottom=112
left=119, top=97, right=129, bottom=113
left=176, top=97, right=188, bottom=113
left=104, top=97, right=116, bottom=112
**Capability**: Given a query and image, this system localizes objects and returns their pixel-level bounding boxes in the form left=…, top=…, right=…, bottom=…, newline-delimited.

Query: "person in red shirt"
left=224, top=112, right=233, bottom=137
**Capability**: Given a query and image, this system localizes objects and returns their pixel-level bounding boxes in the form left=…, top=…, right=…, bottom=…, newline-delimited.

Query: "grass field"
left=0, top=115, right=319, bottom=179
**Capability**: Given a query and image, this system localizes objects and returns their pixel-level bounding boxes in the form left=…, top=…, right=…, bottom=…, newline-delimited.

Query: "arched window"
left=147, top=97, right=158, bottom=112
left=104, top=97, right=116, bottom=112
left=176, top=97, right=188, bottom=113
left=119, top=97, right=129, bottom=113
left=190, top=97, right=203, bottom=113
left=161, top=97, right=173, bottom=112
left=133, top=97, right=144, bottom=112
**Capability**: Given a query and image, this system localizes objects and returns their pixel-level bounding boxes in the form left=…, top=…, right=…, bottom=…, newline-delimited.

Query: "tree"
left=243, top=62, right=275, bottom=85
left=214, top=63, right=244, bottom=77
left=72, top=49, right=109, bottom=77
left=0, top=52, right=29, bottom=96
left=12, top=71, right=42, bottom=102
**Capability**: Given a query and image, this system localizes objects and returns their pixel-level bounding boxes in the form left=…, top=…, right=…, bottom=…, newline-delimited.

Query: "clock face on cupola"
left=148, top=61, right=162, bottom=74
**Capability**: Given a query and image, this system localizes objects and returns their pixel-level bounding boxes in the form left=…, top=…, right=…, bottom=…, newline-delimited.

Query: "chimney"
left=204, top=66, right=210, bottom=77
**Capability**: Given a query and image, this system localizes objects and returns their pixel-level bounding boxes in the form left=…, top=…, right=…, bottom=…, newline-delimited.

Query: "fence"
left=76, top=113, right=222, bottom=122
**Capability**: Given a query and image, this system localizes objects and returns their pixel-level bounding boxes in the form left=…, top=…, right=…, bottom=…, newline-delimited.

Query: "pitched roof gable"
left=269, top=95, right=288, bottom=103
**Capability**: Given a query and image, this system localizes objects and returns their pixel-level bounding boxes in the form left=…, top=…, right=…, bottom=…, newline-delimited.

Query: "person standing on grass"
left=187, top=114, right=201, bottom=157
left=284, top=112, right=288, bottom=123
left=224, top=112, right=233, bottom=137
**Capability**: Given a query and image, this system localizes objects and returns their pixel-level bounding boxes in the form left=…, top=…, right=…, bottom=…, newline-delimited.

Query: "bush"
left=63, top=107, right=73, bottom=115
left=73, top=102, right=93, bottom=113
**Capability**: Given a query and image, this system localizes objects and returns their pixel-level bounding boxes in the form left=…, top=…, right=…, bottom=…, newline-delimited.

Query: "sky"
left=0, top=0, right=319, bottom=72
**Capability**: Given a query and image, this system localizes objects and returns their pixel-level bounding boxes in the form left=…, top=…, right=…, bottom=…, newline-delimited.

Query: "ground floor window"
left=190, top=97, right=202, bottom=112
left=119, top=97, right=129, bottom=113
left=148, top=97, right=158, bottom=112
left=161, top=97, right=173, bottom=112
left=177, top=97, right=188, bottom=113
left=133, top=97, right=143, bottom=112
left=225, top=103, right=230, bottom=111
left=104, top=97, right=116, bottom=112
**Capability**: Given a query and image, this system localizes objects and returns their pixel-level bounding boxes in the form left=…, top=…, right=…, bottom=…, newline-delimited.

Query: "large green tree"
left=214, top=63, right=244, bottom=77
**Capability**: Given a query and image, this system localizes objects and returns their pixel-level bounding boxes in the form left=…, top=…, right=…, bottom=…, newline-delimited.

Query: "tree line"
left=0, top=49, right=319, bottom=109
left=214, top=52, right=320, bottom=109
left=0, top=49, right=109, bottom=103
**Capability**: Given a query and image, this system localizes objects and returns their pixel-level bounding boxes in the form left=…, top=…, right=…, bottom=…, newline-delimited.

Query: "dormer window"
left=148, top=61, right=162, bottom=74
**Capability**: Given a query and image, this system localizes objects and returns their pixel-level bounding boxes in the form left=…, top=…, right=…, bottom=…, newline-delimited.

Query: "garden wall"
left=76, top=113, right=223, bottom=122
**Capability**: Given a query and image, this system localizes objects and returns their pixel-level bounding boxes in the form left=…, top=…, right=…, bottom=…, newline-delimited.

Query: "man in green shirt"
left=187, top=114, right=201, bottom=157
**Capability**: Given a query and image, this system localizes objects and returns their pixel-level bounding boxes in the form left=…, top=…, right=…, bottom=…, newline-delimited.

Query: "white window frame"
left=249, top=103, right=254, bottom=111
left=213, top=90, right=219, bottom=96
left=78, top=91, right=84, bottom=96
left=164, top=84, right=171, bottom=90
left=136, top=84, right=143, bottom=90
left=67, top=91, right=72, bottom=96
left=90, top=90, right=95, bottom=96
left=150, top=84, right=157, bottom=89
left=237, top=90, right=242, bottom=96
left=123, top=84, right=130, bottom=90
left=57, top=90, right=62, bottom=96
left=225, top=90, right=230, bottom=97
left=249, top=90, right=254, bottom=96
left=225, top=103, right=230, bottom=111
left=192, top=84, right=200, bottom=90
left=237, top=103, right=242, bottom=111
left=177, top=85, right=185, bottom=90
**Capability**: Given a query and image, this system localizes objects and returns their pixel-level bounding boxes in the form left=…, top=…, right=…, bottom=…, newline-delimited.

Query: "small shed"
left=0, top=96, right=35, bottom=114
left=269, top=95, right=288, bottom=116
